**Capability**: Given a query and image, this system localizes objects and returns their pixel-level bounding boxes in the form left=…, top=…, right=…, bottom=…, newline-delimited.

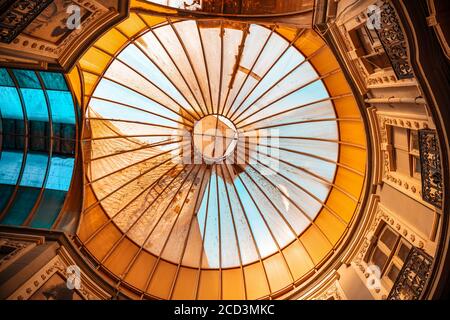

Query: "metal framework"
left=76, top=15, right=367, bottom=300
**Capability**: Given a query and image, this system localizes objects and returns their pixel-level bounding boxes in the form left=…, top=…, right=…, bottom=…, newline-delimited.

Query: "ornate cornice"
left=0, top=0, right=129, bottom=71
left=0, top=0, right=53, bottom=44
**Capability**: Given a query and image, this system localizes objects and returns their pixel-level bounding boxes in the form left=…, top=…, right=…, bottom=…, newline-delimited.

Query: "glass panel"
left=92, top=78, right=184, bottom=124
left=47, top=90, right=76, bottom=124
left=0, top=185, right=15, bottom=212
left=216, top=167, right=241, bottom=268
left=413, top=156, right=421, bottom=174
left=387, top=264, right=401, bottom=282
left=248, top=161, right=322, bottom=220
left=232, top=172, right=278, bottom=258
left=410, top=130, right=419, bottom=152
left=31, top=189, right=67, bottom=229
left=220, top=165, right=259, bottom=265
left=371, top=246, right=389, bottom=271
left=380, top=226, right=398, bottom=250
left=136, top=32, right=200, bottom=115
left=39, top=72, right=68, bottom=91
left=0, top=151, right=24, bottom=185
left=237, top=79, right=329, bottom=125
left=199, top=25, right=222, bottom=114
left=0, top=87, right=24, bottom=119
left=19, top=152, right=49, bottom=187
left=2, top=119, right=25, bottom=150
left=1, top=187, right=40, bottom=225
left=396, top=242, right=411, bottom=263
left=45, top=156, right=75, bottom=191
left=118, top=44, right=194, bottom=116
left=29, top=120, right=49, bottom=152
left=12, top=69, right=41, bottom=89
left=21, top=88, right=48, bottom=122
left=172, top=20, right=211, bottom=111
left=154, top=24, right=205, bottom=114
left=0, top=68, right=14, bottom=86
left=198, top=167, right=220, bottom=268
left=239, top=170, right=297, bottom=248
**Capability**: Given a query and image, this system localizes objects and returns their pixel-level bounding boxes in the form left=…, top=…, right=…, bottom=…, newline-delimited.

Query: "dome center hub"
left=193, top=115, right=238, bottom=164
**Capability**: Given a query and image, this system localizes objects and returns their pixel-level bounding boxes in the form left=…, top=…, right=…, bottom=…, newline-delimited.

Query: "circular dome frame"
left=71, top=7, right=369, bottom=300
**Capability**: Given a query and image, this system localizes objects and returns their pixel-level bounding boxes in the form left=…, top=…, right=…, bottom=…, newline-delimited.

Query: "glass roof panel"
left=0, top=69, right=14, bottom=86
left=47, top=90, right=76, bottom=124
left=21, top=88, right=48, bottom=122
left=84, top=21, right=340, bottom=269
left=40, top=72, right=68, bottom=91
left=13, top=70, right=41, bottom=89
left=45, top=156, right=75, bottom=191
left=19, top=152, right=49, bottom=188
left=0, top=87, right=23, bottom=119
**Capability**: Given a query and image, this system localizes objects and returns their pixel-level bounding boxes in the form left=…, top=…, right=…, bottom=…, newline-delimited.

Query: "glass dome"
left=86, top=21, right=339, bottom=268
left=76, top=11, right=366, bottom=299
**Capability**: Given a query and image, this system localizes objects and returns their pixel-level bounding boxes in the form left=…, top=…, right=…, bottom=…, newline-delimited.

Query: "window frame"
left=367, top=223, right=412, bottom=290
left=408, top=129, right=421, bottom=179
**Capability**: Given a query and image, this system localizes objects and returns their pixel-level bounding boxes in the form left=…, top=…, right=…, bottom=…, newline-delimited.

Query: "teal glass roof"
left=0, top=68, right=77, bottom=230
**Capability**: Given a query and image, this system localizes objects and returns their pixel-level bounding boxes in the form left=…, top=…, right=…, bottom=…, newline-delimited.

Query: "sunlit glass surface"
left=85, top=21, right=340, bottom=270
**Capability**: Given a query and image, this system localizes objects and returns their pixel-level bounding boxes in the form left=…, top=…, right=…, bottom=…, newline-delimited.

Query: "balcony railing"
left=419, top=129, right=443, bottom=208
left=388, top=247, right=433, bottom=300
left=369, top=0, right=414, bottom=80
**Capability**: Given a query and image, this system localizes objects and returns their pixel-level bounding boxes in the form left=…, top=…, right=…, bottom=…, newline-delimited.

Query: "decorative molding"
left=0, top=0, right=129, bottom=71
left=295, top=272, right=347, bottom=300
left=0, top=0, right=53, bottom=44
left=366, top=68, right=416, bottom=88
left=0, top=232, right=44, bottom=272
left=0, top=239, right=34, bottom=272
left=366, top=108, right=384, bottom=184
left=313, top=280, right=346, bottom=300
left=7, top=247, right=111, bottom=300
left=387, top=247, right=433, bottom=300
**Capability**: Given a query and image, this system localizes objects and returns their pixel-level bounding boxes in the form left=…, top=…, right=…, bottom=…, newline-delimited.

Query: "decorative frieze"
left=0, top=0, right=127, bottom=71
left=313, top=281, right=346, bottom=300
left=0, top=0, right=53, bottom=43
left=7, top=247, right=111, bottom=300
